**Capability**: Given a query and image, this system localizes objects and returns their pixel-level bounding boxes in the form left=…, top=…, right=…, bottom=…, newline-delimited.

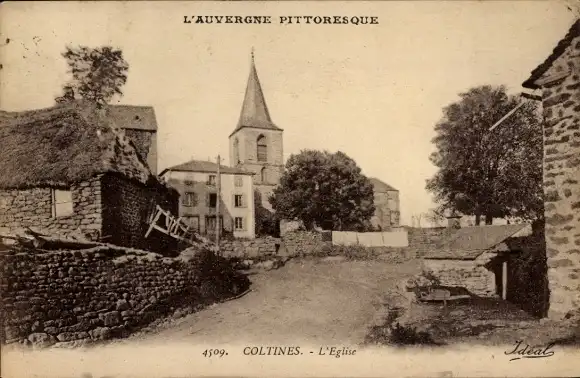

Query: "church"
left=164, top=52, right=400, bottom=237
left=228, top=53, right=284, bottom=212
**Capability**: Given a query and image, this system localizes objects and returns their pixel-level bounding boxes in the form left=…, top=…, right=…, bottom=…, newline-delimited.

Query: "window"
left=234, top=194, right=244, bottom=208
left=234, top=217, right=245, bottom=231
left=51, top=189, right=73, bottom=218
left=234, top=175, right=243, bottom=187
left=205, top=216, right=223, bottom=233
left=182, top=192, right=197, bottom=207
left=184, top=215, right=200, bottom=232
left=233, top=138, right=240, bottom=164
left=260, top=167, right=267, bottom=183
left=208, top=193, right=217, bottom=208
left=207, top=175, right=216, bottom=186
left=257, top=135, right=267, bottom=162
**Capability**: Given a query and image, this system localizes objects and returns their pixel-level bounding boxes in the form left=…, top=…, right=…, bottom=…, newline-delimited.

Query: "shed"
left=423, top=224, right=533, bottom=299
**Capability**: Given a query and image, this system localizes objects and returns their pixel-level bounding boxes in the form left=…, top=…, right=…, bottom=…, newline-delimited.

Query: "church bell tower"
left=228, top=51, right=284, bottom=211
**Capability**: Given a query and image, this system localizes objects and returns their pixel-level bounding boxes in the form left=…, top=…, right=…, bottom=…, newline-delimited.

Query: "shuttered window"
left=51, top=189, right=73, bottom=218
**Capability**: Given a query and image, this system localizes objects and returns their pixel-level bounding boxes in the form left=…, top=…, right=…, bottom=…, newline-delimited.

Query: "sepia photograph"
left=0, top=1, right=579, bottom=377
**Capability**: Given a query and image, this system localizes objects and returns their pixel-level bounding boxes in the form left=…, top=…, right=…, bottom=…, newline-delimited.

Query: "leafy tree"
left=269, top=150, right=375, bottom=231
left=426, top=85, right=543, bottom=225
left=56, top=46, right=129, bottom=106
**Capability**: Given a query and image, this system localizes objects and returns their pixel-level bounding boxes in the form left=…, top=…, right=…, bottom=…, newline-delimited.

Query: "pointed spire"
left=230, top=50, right=281, bottom=136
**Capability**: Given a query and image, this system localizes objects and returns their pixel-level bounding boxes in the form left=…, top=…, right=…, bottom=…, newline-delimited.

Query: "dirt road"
left=122, top=258, right=419, bottom=346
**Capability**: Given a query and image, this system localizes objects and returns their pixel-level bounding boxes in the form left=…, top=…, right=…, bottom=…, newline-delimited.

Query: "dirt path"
left=121, top=258, right=419, bottom=346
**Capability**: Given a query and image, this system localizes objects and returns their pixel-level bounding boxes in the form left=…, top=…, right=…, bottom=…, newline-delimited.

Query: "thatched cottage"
left=0, top=102, right=178, bottom=252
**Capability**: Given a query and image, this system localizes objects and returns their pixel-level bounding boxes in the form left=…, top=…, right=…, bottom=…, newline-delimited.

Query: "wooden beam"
left=502, top=261, right=508, bottom=300
left=489, top=101, right=526, bottom=131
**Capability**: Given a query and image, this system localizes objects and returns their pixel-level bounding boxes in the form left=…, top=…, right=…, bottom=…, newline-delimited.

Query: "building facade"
left=229, top=55, right=284, bottom=211
left=522, top=19, right=580, bottom=319
left=0, top=103, right=178, bottom=253
left=369, top=177, right=400, bottom=229
left=160, top=160, right=256, bottom=239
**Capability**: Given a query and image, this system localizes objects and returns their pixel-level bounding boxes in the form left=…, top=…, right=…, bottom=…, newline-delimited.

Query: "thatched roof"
left=0, top=102, right=155, bottom=189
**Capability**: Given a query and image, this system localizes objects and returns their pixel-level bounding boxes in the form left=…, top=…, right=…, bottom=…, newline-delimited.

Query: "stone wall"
left=0, top=176, right=103, bottom=240
left=422, top=255, right=497, bottom=297
left=101, top=174, right=179, bottom=254
left=0, top=245, right=239, bottom=348
left=220, top=236, right=280, bottom=259
left=407, top=227, right=453, bottom=257
left=281, top=231, right=328, bottom=256
left=537, top=33, right=580, bottom=318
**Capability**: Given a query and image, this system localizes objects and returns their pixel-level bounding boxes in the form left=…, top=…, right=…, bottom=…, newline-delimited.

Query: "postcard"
left=1, top=1, right=579, bottom=377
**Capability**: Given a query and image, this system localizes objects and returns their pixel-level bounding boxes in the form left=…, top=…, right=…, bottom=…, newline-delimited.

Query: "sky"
left=0, top=1, right=576, bottom=226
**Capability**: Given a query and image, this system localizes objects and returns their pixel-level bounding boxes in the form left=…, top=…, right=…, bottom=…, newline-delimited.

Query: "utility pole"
left=215, top=154, right=221, bottom=255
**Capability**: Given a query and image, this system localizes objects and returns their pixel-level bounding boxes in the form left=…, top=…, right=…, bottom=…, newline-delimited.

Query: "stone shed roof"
left=0, top=102, right=156, bottom=189
left=369, top=177, right=398, bottom=192
left=160, top=159, right=254, bottom=176
left=523, top=19, right=580, bottom=89
left=424, top=224, right=532, bottom=260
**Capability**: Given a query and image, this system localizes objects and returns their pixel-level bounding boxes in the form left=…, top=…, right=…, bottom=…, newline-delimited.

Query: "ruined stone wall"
left=422, top=257, right=497, bottom=297
left=539, top=34, right=580, bottom=319
left=220, top=236, right=280, bottom=259
left=281, top=231, right=328, bottom=256
left=101, top=174, right=179, bottom=254
left=0, top=176, right=103, bottom=240
left=0, top=246, right=202, bottom=348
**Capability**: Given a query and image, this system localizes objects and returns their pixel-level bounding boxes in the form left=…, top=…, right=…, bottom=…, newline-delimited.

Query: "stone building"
left=423, top=224, right=533, bottom=298
left=160, top=160, right=256, bottom=239
left=229, top=54, right=284, bottom=211
left=369, top=177, right=400, bottom=229
left=522, top=19, right=580, bottom=319
left=0, top=102, right=178, bottom=252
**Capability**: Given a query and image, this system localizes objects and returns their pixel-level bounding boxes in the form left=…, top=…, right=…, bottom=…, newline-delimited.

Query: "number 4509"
left=203, top=349, right=228, bottom=357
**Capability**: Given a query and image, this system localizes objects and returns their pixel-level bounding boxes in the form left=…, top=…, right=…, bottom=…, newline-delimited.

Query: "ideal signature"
left=504, top=341, right=555, bottom=361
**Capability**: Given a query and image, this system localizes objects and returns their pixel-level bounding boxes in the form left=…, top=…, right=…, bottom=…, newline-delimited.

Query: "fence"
left=331, top=230, right=408, bottom=247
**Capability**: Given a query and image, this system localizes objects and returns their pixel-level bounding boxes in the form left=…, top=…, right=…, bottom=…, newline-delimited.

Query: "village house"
left=422, top=223, right=533, bottom=299
left=160, top=160, right=256, bottom=239
left=0, top=102, right=178, bottom=252
left=369, top=177, right=400, bottom=229
left=521, top=19, right=580, bottom=319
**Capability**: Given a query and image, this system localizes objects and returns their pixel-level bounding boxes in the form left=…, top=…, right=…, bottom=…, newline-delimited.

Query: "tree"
left=269, top=150, right=375, bottom=231
left=426, top=85, right=543, bottom=225
left=55, top=46, right=129, bottom=106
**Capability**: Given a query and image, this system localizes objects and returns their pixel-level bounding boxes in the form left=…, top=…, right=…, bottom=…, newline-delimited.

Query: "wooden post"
left=502, top=260, right=508, bottom=300
left=216, top=155, right=221, bottom=255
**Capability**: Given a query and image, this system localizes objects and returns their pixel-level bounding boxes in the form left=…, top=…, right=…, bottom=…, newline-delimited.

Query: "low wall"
left=220, top=236, right=280, bottom=259
left=0, top=245, right=242, bottom=348
left=422, top=255, right=497, bottom=297
left=407, top=227, right=453, bottom=257
left=281, top=231, right=327, bottom=256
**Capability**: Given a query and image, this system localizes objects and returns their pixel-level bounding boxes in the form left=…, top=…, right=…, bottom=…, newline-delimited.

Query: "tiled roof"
left=160, top=159, right=254, bottom=176
left=423, top=224, right=532, bottom=260
left=369, top=177, right=398, bottom=192
left=230, top=57, right=282, bottom=137
left=523, top=19, right=580, bottom=89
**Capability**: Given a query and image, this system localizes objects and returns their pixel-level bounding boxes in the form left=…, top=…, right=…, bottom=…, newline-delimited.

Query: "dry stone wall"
left=0, top=176, right=103, bottom=240
left=0, top=246, right=218, bottom=348
left=220, top=236, right=280, bottom=259
left=539, top=34, right=580, bottom=319
left=422, top=256, right=497, bottom=297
